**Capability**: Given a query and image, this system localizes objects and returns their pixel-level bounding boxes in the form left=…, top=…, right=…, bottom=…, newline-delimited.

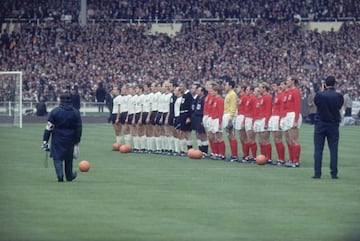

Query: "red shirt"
left=283, top=88, right=301, bottom=122
left=237, top=93, right=247, bottom=115
left=272, top=91, right=284, bottom=117
left=204, top=94, right=214, bottom=117
left=244, top=94, right=257, bottom=119
left=210, top=95, right=224, bottom=123
left=257, top=93, right=272, bottom=124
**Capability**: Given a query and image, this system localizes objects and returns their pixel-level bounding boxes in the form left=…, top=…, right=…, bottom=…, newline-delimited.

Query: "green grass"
left=0, top=124, right=359, bottom=241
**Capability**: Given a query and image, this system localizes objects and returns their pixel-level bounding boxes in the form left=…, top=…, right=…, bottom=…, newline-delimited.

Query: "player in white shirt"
left=141, top=83, right=152, bottom=153
left=111, top=86, right=121, bottom=144
left=160, top=81, right=174, bottom=154
left=151, top=82, right=163, bottom=154
left=173, top=86, right=187, bottom=155
left=132, top=85, right=145, bottom=152
left=122, top=84, right=133, bottom=146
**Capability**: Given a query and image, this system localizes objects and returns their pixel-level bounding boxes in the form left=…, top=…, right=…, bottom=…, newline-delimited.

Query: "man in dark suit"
left=313, top=76, right=344, bottom=179
left=41, top=92, right=82, bottom=182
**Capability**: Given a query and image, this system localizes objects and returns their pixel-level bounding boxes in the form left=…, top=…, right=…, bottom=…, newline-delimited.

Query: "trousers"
left=313, top=121, right=340, bottom=177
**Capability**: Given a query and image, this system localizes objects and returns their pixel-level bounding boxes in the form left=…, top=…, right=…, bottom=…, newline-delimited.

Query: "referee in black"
left=313, top=76, right=344, bottom=179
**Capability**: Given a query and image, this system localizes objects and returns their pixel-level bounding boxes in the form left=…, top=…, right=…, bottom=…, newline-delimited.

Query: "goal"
left=0, top=71, right=22, bottom=128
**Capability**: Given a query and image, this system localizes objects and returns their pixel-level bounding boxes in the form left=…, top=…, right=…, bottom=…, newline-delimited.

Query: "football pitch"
left=0, top=123, right=359, bottom=241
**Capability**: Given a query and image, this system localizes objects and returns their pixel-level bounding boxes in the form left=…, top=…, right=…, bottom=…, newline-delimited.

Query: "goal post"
left=0, top=71, right=22, bottom=128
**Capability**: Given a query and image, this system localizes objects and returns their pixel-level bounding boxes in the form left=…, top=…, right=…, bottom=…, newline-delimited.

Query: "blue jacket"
left=48, top=103, right=82, bottom=160
left=314, top=87, right=344, bottom=123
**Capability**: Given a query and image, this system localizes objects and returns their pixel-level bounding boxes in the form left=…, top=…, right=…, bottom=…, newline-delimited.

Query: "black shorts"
left=191, top=116, right=205, bottom=134
left=179, top=115, right=192, bottom=132
left=142, top=112, right=149, bottom=124
left=150, top=111, right=158, bottom=125
left=156, top=112, right=163, bottom=125
left=168, top=114, right=174, bottom=126
left=111, top=114, right=118, bottom=124
left=174, top=117, right=181, bottom=129
left=134, top=113, right=141, bottom=124
left=162, top=112, right=168, bottom=125
left=127, top=114, right=134, bottom=124
left=120, top=112, right=127, bottom=124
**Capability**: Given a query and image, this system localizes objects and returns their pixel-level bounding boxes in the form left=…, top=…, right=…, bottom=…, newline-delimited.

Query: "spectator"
left=96, top=82, right=107, bottom=112
left=36, top=96, right=48, bottom=116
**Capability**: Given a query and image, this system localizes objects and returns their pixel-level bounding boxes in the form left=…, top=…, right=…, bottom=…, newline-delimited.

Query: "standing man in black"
left=96, top=82, right=107, bottom=112
left=313, top=76, right=344, bottom=179
left=71, top=85, right=81, bottom=111
left=41, top=92, right=82, bottom=182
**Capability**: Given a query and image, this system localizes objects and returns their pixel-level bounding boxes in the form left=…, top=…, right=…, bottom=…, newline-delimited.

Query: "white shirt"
left=159, top=92, right=172, bottom=113
left=121, top=94, right=131, bottom=112
left=174, top=97, right=182, bottom=117
left=112, top=95, right=122, bottom=114
left=143, top=93, right=151, bottom=113
left=128, top=95, right=136, bottom=114
left=151, top=91, right=161, bottom=112
left=135, top=94, right=144, bottom=113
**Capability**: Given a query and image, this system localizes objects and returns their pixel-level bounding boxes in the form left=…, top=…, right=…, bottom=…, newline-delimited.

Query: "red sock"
left=250, top=142, right=257, bottom=158
left=275, top=142, right=285, bottom=161
left=230, top=139, right=238, bottom=157
left=242, top=143, right=249, bottom=157
left=293, top=144, right=301, bottom=163
left=218, top=141, right=226, bottom=156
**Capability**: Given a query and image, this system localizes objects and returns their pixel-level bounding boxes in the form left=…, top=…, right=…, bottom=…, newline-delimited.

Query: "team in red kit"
left=111, top=75, right=302, bottom=167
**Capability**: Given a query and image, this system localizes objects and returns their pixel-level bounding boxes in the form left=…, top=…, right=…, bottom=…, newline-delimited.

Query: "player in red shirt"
left=280, top=76, right=302, bottom=167
left=253, top=82, right=273, bottom=163
left=209, top=83, right=225, bottom=160
left=242, top=86, right=257, bottom=162
left=235, top=84, right=248, bottom=160
left=269, top=79, right=286, bottom=165
left=203, top=81, right=215, bottom=157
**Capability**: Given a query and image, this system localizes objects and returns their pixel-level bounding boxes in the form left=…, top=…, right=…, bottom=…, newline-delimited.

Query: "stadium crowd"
left=2, top=0, right=360, bottom=21
left=0, top=1, right=359, bottom=106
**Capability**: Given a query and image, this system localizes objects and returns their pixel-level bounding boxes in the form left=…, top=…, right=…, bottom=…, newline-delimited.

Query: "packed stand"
left=1, top=19, right=359, bottom=104
left=1, top=0, right=359, bottom=22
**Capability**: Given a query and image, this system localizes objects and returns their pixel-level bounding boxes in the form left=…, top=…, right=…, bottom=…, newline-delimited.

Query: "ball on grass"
left=119, top=144, right=132, bottom=153
left=256, top=154, right=267, bottom=165
left=188, top=149, right=203, bottom=159
left=78, top=160, right=90, bottom=172
left=112, top=143, right=121, bottom=151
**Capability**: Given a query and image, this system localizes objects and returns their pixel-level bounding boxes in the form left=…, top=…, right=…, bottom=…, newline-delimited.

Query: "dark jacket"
left=48, top=103, right=82, bottom=160
left=314, top=87, right=344, bottom=123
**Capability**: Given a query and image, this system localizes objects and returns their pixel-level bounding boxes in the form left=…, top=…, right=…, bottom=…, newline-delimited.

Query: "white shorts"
left=235, top=114, right=245, bottom=130
left=268, top=115, right=280, bottom=131
left=253, top=118, right=266, bottom=133
left=244, top=117, right=253, bottom=132
left=280, top=112, right=302, bottom=131
left=210, top=118, right=222, bottom=133
left=222, top=113, right=236, bottom=131
left=202, top=115, right=209, bottom=130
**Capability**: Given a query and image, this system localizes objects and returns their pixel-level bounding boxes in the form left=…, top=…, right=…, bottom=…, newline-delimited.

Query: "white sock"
left=197, top=139, right=201, bottom=149
left=116, top=136, right=121, bottom=144
left=125, top=134, right=132, bottom=146
left=140, top=135, right=147, bottom=150
left=181, top=139, right=187, bottom=152
left=174, top=138, right=180, bottom=153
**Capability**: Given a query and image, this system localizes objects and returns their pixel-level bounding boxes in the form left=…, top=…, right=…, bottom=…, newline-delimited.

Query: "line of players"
left=110, top=76, right=302, bottom=168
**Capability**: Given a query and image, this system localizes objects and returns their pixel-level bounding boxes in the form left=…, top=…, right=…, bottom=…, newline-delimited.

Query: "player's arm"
left=294, top=90, right=301, bottom=126
left=116, top=103, right=121, bottom=124
left=42, top=121, right=54, bottom=150
left=264, top=95, right=272, bottom=128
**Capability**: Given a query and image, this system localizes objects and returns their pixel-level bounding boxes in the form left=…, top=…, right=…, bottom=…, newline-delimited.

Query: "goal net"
left=0, top=71, right=22, bottom=128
